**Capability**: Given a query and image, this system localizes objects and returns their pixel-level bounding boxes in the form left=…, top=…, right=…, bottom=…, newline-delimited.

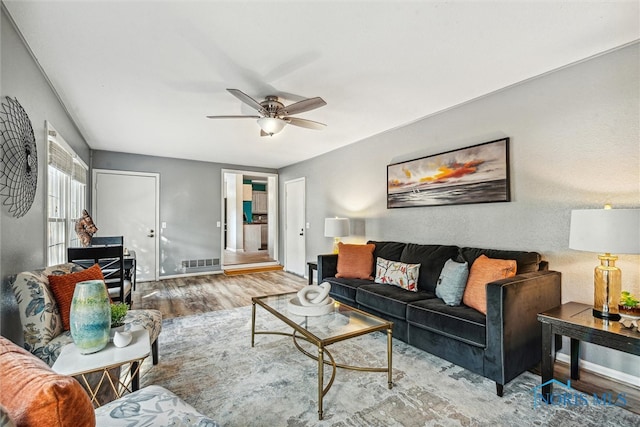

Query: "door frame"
left=220, top=169, right=279, bottom=268
left=284, top=177, right=306, bottom=276
left=92, top=169, right=160, bottom=281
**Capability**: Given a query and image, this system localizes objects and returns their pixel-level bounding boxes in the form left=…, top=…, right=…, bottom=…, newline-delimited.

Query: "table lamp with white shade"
left=569, top=206, right=640, bottom=320
left=324, top=217, right=350, bottom=254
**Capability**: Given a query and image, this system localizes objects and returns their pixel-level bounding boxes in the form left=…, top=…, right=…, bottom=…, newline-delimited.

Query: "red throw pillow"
left=49, top=264, right=106, bottom=331
left=462, top=255, right=516, bottom=314
left=335, top=243, right=376, bottom=280
left=0, top=336, right=96, bottom=426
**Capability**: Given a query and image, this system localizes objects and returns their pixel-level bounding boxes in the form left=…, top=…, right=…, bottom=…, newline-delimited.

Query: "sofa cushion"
left=400, top=244, right=459, bottom=293
left=10, top=263, right=83, bottom=360
left=368, top=241, right=407, bottom=263
left=374, top=257, right=420, bottom=292
left=336, top=243, right=375, bottom=280
left=49, top=263, right=106, bottom=331
left=407, top=299, right=487, bottom=347
left=463, top=255, right=517, bottom=314
left=435, top=259, right=469, bottom=306
left=0, top=336, right=96, bottom=427
left=356, top=283, right=434, bottom=320
left=458, top=247, right=541, bottom=273
left=324, top=277, right=373, bottom=304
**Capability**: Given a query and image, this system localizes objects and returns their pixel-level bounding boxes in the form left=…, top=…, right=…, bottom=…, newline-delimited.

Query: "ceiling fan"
left=207, top=89, right=327, bottom=136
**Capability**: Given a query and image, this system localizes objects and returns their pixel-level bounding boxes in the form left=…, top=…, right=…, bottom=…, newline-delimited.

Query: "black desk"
left=307, top=261, right=317, bottom=285
left=537, top=302, right=640, bottom=398
left=124, top=250, right=137, bottom=290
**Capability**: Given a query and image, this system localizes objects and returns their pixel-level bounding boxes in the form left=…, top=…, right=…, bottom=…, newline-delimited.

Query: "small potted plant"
left=619, top=291, right=640, bottom=317
left=110, top=302, right=129, bottom=331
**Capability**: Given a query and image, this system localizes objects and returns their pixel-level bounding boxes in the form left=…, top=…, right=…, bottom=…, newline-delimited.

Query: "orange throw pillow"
left=0, top=336, right=96, bottom=427
left=49, top=263, right=106, bottom=331
left=462, top=255, right=517, bottom=314
left=335, top=243, right=375, bottom=280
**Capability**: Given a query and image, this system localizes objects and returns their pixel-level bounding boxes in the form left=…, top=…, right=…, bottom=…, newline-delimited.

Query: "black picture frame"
left=387, top=138, right=510, bottom=208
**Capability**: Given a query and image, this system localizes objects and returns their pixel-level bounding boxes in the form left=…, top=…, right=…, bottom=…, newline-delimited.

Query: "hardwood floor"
left=223, top=249, right=275, bottom=266
left=132, top=270, right=305, bottom=319
left=132, top=271, right=639, bottom=414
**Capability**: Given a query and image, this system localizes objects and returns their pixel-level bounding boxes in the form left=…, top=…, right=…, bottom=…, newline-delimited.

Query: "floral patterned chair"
left=11, top=263, right=161, bottom=367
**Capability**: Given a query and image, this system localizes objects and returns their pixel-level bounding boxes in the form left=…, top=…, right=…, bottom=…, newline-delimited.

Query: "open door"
left=221, top=169, right=279, bottom=269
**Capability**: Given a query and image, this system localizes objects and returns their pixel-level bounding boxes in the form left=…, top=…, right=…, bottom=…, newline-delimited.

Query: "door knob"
left=148, top=229, right=155, bottom=237
left=299, top=228, right=304, bottom=236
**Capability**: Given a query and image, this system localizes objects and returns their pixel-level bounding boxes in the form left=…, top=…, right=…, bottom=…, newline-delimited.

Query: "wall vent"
left=181, top=258, right=220, bottom=272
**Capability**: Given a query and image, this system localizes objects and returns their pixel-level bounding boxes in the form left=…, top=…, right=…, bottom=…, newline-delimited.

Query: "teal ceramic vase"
left=69, top=280, right=111, bottom=354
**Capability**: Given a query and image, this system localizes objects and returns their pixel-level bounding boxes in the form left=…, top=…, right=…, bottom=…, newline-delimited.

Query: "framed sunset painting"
left=387, top=138, right=510, bottom=208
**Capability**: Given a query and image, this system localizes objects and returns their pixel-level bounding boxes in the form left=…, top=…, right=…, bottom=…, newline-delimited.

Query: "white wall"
left=279, top=43, right=639, bottom=378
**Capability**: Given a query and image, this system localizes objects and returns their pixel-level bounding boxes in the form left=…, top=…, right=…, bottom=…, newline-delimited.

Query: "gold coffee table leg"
left=318, top=344, right=324, bottom=420
left=251, top=302, right=256, bottom=347
left=387, top=327, right=393, bottom=389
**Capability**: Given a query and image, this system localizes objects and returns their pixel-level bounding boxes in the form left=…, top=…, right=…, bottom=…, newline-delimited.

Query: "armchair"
left=11, top=263, right=161, bottom=367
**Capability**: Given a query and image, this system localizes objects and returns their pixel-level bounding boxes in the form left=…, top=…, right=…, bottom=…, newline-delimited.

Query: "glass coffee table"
left=251, top=292, right=393, bottom=420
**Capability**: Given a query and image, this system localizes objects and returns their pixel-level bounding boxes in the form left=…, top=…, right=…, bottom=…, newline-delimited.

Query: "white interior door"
left=92, top=170, right=159, bottom=282
left=284, top=178, right=305, bottom=276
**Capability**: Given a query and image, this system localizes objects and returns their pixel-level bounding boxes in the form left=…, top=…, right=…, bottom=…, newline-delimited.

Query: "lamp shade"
left=569, top=208, right=640, bottom=254
left=324, top=217, right=350, bottom=238
left=257, top=117, right=286, bottom=135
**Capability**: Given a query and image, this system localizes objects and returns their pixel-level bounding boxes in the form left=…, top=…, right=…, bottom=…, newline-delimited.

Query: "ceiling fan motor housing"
left=260, top=96, right=284, bottom=117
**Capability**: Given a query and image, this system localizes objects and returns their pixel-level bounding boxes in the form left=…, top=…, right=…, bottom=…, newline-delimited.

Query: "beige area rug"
left=139, top=306, right=639, bottom=426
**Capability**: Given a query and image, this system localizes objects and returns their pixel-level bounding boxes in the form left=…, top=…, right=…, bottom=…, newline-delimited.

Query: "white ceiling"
left=5, top=1, right=639, bottom=169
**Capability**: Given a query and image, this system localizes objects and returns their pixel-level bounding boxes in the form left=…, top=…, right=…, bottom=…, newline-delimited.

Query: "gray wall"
left=91, top=150, right=275, bottom=277
left=279, top=43, right=640, bottom=378
left=1, top=8, right=91, bottom=343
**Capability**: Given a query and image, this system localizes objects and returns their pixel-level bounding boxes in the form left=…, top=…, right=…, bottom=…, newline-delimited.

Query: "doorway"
left=92, top=169, right=159, bottom=282
left=284, top=177, right=306, bottom=276
left=221, top=169, right=278, bottom=268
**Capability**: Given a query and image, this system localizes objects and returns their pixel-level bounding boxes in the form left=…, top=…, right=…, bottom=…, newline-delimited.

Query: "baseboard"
left=556, top=352, right=640, bottom=387
left=158, top=270, right=224, bottom=280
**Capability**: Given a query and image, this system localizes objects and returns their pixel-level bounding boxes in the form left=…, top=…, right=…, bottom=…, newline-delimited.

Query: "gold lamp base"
left=592, top=253, right=621, bottom=321
left=332, top=237, right=341, bottom=254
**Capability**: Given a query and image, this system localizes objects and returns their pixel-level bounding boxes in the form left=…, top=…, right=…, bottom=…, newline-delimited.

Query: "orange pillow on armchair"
left=49, top=263, right=106, bottom=331
left=335, top=243, right=376, bottom=280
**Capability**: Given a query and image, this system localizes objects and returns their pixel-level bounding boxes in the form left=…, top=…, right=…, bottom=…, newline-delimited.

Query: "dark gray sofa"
left=317, top=241, right=562, bottom=396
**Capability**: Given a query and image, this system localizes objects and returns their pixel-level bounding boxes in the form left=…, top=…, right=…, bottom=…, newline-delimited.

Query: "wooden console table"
left=537, top=302, right=640, bottom=398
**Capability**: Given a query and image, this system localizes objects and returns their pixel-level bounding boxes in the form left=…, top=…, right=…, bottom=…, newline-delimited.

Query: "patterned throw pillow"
left=49, top=264, right=106, bottom=331
left=374, top=257, right=421, bottom=292
left=462, top=255, right=517, bottom=314
left=435, top=259, right=469, bottom=306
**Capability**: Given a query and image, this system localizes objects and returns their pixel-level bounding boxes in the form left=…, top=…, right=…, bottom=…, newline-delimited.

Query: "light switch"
left=161, top=222, right=167, bottom=229
left=306, top=222, right=310, bottom=229
left=216, top=221, right=221, bottom=228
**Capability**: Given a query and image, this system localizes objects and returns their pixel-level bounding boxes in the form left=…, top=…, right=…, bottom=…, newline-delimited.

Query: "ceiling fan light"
left=257, top=117, right=286, bottom=136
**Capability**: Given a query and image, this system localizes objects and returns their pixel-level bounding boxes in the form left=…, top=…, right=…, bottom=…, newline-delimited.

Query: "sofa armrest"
left=484, top=270, right=562, bottom=384
left=317, top=254, right=338, bottom=281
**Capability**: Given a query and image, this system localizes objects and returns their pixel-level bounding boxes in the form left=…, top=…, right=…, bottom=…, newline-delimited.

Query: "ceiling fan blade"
left=206, top=115, right=261, bottom=119
left=226, top=89, right=267, bottom=114
left=284, top=117, right=327, bottom=130
left=281, top=97, right=326, bottom=115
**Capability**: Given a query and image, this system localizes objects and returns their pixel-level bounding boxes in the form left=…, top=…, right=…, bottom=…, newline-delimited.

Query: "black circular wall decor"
left=0, top=97, right=38, bottom=218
